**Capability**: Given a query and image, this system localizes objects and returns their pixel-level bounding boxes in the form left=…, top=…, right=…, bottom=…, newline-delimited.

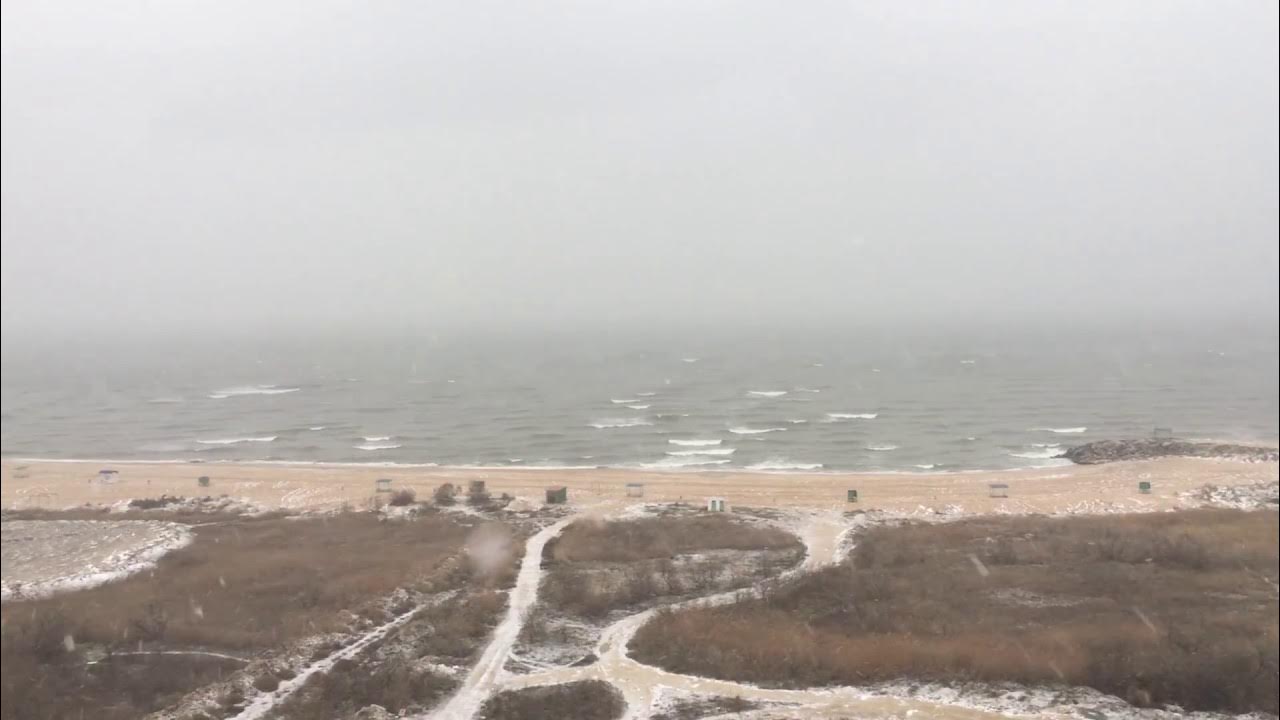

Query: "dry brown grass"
left=2, top=502, right=282, bottom=525
left=547, top=514, right=798, bottom=563
left=0, top=511, right=491, bottom=720
left=274, top=588, right=515, bottom=719
left=538, top=515, right=802, bottom=619
left=632, top=509, right=1279, bottom=714
left=479, top=680, right=625, bottom=720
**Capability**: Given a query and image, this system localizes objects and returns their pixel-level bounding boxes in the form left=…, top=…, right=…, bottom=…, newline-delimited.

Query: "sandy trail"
left=428, top=516, right=577, bottom=720
left=232, top=592, right=458, bottom=720
left=491, top=507, right=1263, bottom=720
left=88, top=650, right=249, bottom=665
left=488, top=510, right=899, bottom=716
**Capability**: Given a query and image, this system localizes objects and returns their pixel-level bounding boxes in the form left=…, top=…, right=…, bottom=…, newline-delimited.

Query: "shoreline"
left=3, top=455, right=1072, bottom=475
left=4, top=456, right=1275, bottom=515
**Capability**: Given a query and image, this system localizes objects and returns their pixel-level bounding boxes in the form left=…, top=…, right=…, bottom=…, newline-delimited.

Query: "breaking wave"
left=729, top=426, right=787, bottom=435
left=1009, top=447, right=1063, bottom=459
left=669, top=439, right=721, bottom=446
left=196, top=436, right=277, bottom=445
left=827, top=412, right=878, bottom=421
left=207, top=385, right=300, bottom=399
left=1032, top=426, right=1087, bottom=433
left=589, top=418, right=653, bottom=429
left=867, top=444, right=899, bottom=451
left=747, top=390, right=788, bottom=398
left=640, top=456, right=732, bottom=469
left=747, top=459, right=824, bottom=471
left=665, top=447, right=735, bottom=457
left=355, top=443, right=402, bottom=451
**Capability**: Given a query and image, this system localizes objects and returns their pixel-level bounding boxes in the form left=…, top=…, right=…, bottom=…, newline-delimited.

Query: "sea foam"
left=729, top=426, right=787, bottom=435
left=207, top=385, right=300, bottom=399
left=747, top=459, right=824, bottom=471
left=665, top=447, right=735, bottom=456
left=589, top=418, right=653, bottom=429
left=196, top=436, right=277, bottom=445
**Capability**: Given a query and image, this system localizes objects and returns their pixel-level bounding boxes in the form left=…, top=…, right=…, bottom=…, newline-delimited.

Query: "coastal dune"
left=2, top=456, right=1274, bottom=515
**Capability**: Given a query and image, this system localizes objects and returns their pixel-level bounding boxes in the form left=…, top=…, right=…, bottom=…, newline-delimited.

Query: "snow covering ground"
left=1, top=519, right=191, bottom=601
left=9, top=478, right=1275, bottom=719
left=1180, top=480, right=1279, bottom=510
left=439, top=497, right=1278, bottom=720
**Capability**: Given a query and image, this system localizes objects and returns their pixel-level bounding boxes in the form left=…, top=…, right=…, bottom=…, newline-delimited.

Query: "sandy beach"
left=2, top=457, right=1274, bottom=515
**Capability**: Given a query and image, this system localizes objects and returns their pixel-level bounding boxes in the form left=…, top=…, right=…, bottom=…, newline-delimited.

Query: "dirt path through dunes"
left=428, top=516, right=578, bottom=720
left=232, top=593, right=457, bottom=720
left=493, top=508, right=1261, bottom=720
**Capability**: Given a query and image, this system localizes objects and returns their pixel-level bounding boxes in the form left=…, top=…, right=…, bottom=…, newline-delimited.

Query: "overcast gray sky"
left=2, top=0, right=1277, bottom=339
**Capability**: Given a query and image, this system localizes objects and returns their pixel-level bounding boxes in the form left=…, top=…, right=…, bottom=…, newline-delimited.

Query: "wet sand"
left=2, top=457, right=1273, bottom=515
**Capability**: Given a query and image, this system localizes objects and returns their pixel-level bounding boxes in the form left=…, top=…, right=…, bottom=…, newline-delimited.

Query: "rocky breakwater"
left=1060, top=438, right=1279, bottom=465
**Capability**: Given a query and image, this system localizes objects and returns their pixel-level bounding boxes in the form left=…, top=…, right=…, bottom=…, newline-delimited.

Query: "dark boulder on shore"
left=1060, top=438, right=1279, bottom=465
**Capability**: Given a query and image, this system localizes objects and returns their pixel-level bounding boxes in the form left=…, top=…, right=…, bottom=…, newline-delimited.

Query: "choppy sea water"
left=2, top=329, right=1276, bottom=472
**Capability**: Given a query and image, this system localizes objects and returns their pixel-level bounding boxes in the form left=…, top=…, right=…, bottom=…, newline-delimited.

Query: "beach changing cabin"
left=988, top=483, right=1009, bottom=499
left=707, top=497, right=728, bottom=512
left=97, top=468, right=119, bottom=484
left=847, top=489, right=859, bottom=503
left=625, top=482, right=645, bottom=498
left=198, top=475, right=211, bottom=488
left=376, top=478, right=393, bottom=493
left=546, top=486, right=568, bottom=504
left=1138, top=481, right=1152, bottom=494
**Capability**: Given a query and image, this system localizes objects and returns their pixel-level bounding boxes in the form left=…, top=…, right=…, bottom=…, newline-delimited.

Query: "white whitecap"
left=308, top=426, right=326, bottom=431
left=827, top=412, right=878, bottom=421
left=669, top=439, right=722, bottom=447
left=681, top=358, right=699, bottom=363
left=729, top=426, right=787, bottom=435
left=914, top=464, right=938, bottom=469
left=747, top=459, right=824, bottom=471
left=636, top=392, right=657, bottom=397
left=1032, top=426, right=1087, bottom=433
left=795, top=387, right=821, bottom=393
left=626, top=404, right=651, bottom=410
left=1009, top=448, right=1063, bottom=459
left=196, top=436, right=277, bottom=445
left=666, top=448, right=735, bottom=457
left=355, top=443, right=402, bottom=451
left=640, top=456, right=731, bottom=469
left=747, top=390, right=788, bottom=398
left=610, top=398, right=642, bottom=404
left=867, top=444, right=899, bottom=451
left=786, top=419, right=808, bottom=424
left=589, top=418, right=653, bottom=429
left=362, top=435, right=392, bottom=442
left=207, top=385, right=300, bottom=399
